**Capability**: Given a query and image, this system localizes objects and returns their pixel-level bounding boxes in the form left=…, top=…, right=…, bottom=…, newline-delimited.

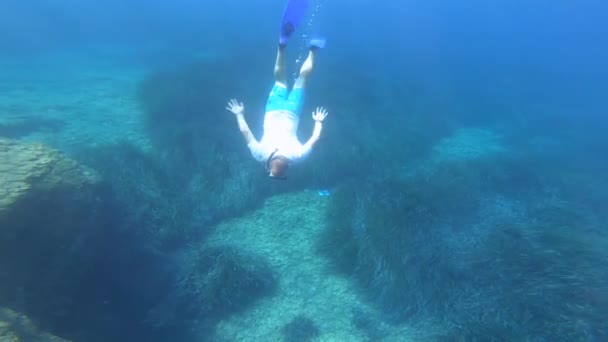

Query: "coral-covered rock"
left=0, top=307, right=70, bottom=341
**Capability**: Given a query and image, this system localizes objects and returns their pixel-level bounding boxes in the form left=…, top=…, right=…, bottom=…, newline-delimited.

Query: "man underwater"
left=226, top=34, right=328, bottom=180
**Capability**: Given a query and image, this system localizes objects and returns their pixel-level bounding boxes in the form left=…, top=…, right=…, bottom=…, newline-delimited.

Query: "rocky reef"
left=0, top=307, right=70, bottom=342
left=0, top=137, right=100, bottom=327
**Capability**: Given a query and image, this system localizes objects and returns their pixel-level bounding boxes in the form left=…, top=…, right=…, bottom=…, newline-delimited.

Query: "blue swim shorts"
left=265, top=83, right=304, bottom=115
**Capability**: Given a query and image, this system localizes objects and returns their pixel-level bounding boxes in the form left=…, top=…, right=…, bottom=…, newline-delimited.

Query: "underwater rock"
left=0, top=137, right=99, bottom=217
left=0, top=307, right=70, bottom=341
left=0, top=137, right=100, bottom=309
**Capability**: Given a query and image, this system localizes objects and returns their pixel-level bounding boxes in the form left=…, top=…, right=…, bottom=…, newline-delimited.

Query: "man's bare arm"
left=302, top=107, right=329, bottom=153
left=226, top=98, right=255, bottom=144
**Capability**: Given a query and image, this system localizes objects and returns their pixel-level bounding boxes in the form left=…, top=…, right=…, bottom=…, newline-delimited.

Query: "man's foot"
left=308, top=38, right=326, bottom=50
left=280, top=22, right=295, bottom=46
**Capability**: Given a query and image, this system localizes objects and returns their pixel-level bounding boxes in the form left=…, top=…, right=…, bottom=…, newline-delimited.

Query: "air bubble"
left=291, top=0, right=326, bottom=81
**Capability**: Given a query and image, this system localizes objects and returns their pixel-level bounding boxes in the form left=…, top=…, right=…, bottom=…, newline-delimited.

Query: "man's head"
left=268, top=154, right=289, bottom=180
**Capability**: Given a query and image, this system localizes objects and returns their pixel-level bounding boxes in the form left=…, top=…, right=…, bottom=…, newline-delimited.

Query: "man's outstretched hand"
left=312, top=107, right=329, bottom=122
left=226, top=99, right=244, bottom=115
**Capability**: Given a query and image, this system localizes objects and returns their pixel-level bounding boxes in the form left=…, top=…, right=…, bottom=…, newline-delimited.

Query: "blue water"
left=1, top=0, right=607, bottom=341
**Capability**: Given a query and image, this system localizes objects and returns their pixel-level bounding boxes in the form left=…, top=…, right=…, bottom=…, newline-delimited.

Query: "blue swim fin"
left=308, top=38, right=326, bottom=50
left=280, top=0, right=310, bottom=45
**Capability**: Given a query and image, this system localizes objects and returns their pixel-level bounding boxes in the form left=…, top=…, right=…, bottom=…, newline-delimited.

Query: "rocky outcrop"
left=0, top=307, right=70, bottom=341
left=0, top=137, right=98, bottom=217
left=0, top=138, right=100, bottom=315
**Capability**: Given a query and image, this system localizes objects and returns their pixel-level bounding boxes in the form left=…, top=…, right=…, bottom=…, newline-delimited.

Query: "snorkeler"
left=226, top=0, right=327, bottom=180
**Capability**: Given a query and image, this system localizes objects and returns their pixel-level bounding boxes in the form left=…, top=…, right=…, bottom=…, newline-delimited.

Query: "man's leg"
left=285, top=48, right=316, bottom=116
left=274, top=45, right=288, bottom=88
left=293, top=49, right=315, bottom=89
left=266, top=45, right=290, bottom=113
